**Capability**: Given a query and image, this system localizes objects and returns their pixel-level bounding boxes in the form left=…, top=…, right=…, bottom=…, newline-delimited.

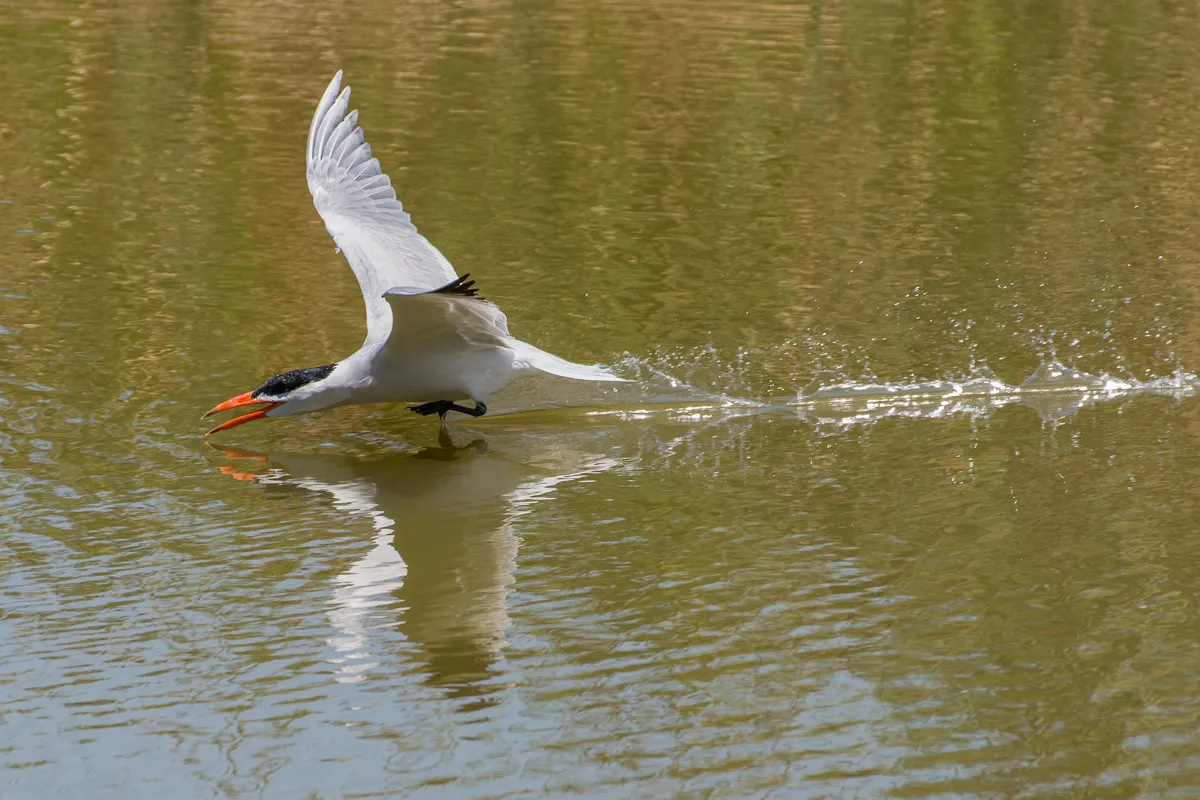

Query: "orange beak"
left=202, top=391, right=282, bottom=435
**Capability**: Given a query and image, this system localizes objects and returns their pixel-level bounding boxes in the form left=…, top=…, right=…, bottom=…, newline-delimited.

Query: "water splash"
left=496, top=341, right=1200, bottom=430
left=790, top=360, right=1199, bottom=428
left=588, top=346, right=1200, bottom=428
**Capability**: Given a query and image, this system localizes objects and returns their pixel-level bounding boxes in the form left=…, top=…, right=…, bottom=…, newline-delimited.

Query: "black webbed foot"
left=409, top=400, right=453, bottom=417
left=408, top=400, right=488, bottom=421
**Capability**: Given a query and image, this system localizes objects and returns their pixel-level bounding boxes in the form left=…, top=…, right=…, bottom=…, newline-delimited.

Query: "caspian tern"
left=204, top=71, right=626, bottom=435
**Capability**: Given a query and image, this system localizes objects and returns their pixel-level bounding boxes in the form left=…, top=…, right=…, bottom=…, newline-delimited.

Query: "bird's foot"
left=408, top=400, right=488, bottom=420
left=408, top=400, right=451, bottom=417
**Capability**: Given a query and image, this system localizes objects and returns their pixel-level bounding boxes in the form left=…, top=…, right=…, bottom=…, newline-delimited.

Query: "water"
left=5, top=0, right=1200, bottom=796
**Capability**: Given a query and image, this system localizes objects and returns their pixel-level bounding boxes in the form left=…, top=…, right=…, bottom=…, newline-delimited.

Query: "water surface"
left=5, top=0, right=1200, bottom=796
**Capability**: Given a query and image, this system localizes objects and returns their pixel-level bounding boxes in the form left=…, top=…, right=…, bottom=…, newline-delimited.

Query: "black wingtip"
left=434, top=273, right=482, bottom=299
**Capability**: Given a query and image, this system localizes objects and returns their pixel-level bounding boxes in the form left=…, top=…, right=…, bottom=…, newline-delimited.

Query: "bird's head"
left=204, top=363, right=340, bottom=435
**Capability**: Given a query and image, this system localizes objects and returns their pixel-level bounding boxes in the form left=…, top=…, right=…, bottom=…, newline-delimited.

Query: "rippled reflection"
left=8, top=0, right=1200, bottom=793
left=213, top=429, right=626, bottom=701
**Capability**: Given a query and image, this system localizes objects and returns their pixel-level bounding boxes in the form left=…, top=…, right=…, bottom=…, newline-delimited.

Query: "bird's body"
left=205, top=72, right=625, bottom=434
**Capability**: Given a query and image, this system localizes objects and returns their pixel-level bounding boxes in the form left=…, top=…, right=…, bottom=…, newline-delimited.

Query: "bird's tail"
left=509, top=339, right=629, bottom=382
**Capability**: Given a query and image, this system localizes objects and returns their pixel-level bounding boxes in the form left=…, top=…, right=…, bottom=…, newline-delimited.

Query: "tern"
left=204, top=71, right=626, bottom=435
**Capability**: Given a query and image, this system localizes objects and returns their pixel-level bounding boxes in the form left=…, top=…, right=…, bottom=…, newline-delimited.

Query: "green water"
left=6, top=1, right=1200, bottom=797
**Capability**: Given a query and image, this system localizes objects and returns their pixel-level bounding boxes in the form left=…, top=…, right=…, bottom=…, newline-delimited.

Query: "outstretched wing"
left=382, top=275, right=513, bottom=360
left=307, top=71, right=458, bottom=347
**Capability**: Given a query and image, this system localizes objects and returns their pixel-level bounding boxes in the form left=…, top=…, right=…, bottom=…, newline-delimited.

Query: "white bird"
left=204, top=71, right=626, bottom=435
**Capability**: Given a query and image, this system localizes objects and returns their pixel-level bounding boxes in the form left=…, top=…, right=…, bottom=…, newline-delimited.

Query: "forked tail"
left=509, top=339, right=629, bottom=382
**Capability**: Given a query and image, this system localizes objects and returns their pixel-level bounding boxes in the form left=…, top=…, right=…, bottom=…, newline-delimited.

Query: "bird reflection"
left=210, top=428, right=624, bottom=703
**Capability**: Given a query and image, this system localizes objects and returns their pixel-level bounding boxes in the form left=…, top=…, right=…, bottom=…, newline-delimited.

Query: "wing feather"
left=382, top=284, right=512, bottom=359
left=306, top=71, right=458, bottom=347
